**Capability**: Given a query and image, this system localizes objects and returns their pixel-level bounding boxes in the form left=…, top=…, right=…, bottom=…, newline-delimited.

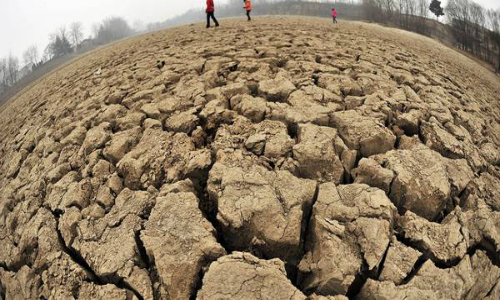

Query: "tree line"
left=0, top=17, right=135, bottom=96
left=446, top=0, right=500, bottom=69
left=359, top=0, right=500, bottom=71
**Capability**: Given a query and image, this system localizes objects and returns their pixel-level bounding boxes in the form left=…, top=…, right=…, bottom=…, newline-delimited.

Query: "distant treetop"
left=430, top=0, right=445, bottom=19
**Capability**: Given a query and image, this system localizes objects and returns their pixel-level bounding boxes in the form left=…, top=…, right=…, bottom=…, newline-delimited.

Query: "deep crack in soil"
left=50, top=208, right=145, bottom=300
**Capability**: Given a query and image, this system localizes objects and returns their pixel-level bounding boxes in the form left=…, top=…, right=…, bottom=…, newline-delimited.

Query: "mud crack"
left=49, top=208, right=145, bottom=300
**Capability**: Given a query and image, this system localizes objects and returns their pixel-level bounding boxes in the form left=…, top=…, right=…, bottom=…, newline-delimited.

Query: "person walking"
left=206, top=0, right=219, bottom=28
left=244, top=0, right=252, bottom=21
left=332, top=8, right=338, bottom=24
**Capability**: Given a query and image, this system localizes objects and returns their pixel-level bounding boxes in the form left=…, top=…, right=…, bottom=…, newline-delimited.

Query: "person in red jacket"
left=243, top=0, right=252, bottom=21
left=206, top=0, right=219, bottom=28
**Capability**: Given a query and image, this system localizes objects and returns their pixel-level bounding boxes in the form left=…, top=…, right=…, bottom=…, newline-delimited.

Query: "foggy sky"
left=0, top=0, right=229, bottom=62
left=0, top=0, right=499, bottom=65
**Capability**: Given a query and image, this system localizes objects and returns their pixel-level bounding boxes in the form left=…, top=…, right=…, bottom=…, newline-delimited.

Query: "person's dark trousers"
left=246, top=10, right=251, bottom=21
left=333, top=17, right=337, bottom=23
left=207, top=12, right=219, bottom=28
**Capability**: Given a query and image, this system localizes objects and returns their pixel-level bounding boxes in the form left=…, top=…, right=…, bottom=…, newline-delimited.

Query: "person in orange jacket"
left=243, top=0, right=252, bottom=21
left=206, top=0, right=219, bottom=28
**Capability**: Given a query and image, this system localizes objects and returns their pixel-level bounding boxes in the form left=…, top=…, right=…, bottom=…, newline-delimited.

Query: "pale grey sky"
left=0, top=0, right=229, bottom=61
left=0, top=0, right=498, bottom=64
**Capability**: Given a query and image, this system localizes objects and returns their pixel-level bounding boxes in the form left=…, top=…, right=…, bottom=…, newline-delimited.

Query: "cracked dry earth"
left=1, top=16, right=500, bottom=300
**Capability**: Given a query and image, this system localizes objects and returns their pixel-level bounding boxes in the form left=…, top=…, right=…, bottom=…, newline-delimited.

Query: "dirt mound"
left=1, top=17, right=500, bottom=299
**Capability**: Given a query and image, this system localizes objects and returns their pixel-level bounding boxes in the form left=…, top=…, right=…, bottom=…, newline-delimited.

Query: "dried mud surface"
left=1, top=17, right=500, bottom=300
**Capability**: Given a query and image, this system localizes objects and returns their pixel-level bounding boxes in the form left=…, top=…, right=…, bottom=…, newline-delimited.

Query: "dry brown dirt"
left=1, top=16, right=500, bottom=300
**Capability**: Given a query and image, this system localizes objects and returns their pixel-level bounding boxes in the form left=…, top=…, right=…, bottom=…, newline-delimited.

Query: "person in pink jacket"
left=332, top=8, right=338, bottom=24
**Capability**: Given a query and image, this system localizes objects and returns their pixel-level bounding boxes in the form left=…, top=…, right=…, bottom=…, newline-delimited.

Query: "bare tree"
left=58, top=26, right=68, bottom=41
left=91, top=23, right=100, bottom=39
left=396, top=0, right=404, bottom=26
left=6, top=54, right=20, bottom=86
left=0, top=58, right=7, bottom=88
left=447, top=0, right=473, bottom=51
left=43, top=43, right=53, bottom=62
left=381, top=0, right=396, bottom=21
left=417, top=0, right=429, bottom=18
left=69, top=22, right=84, bottom=49
left=469, top=2, right=485, bottom=57
left=484, top=9, right=496, bottom=62
left=491, top=9, right=500, bottom=71
left=399, top=0, right=417, bottom=29
left=95, top=17, right=133, bottom=45
left=361, top=0, right=385, bottom=22
left=22, top=45, right=39, bottom=70
left=133, top=20, right=145, bottom=32
left=486, top=9, right=499, bottom=32
left=47, top=27, right=73, bottom=59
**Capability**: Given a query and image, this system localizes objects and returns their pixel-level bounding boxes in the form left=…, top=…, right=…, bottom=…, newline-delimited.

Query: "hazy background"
left=1, top=0, right=498, bottom=61
left=0, top=0, right=230, bottom=59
